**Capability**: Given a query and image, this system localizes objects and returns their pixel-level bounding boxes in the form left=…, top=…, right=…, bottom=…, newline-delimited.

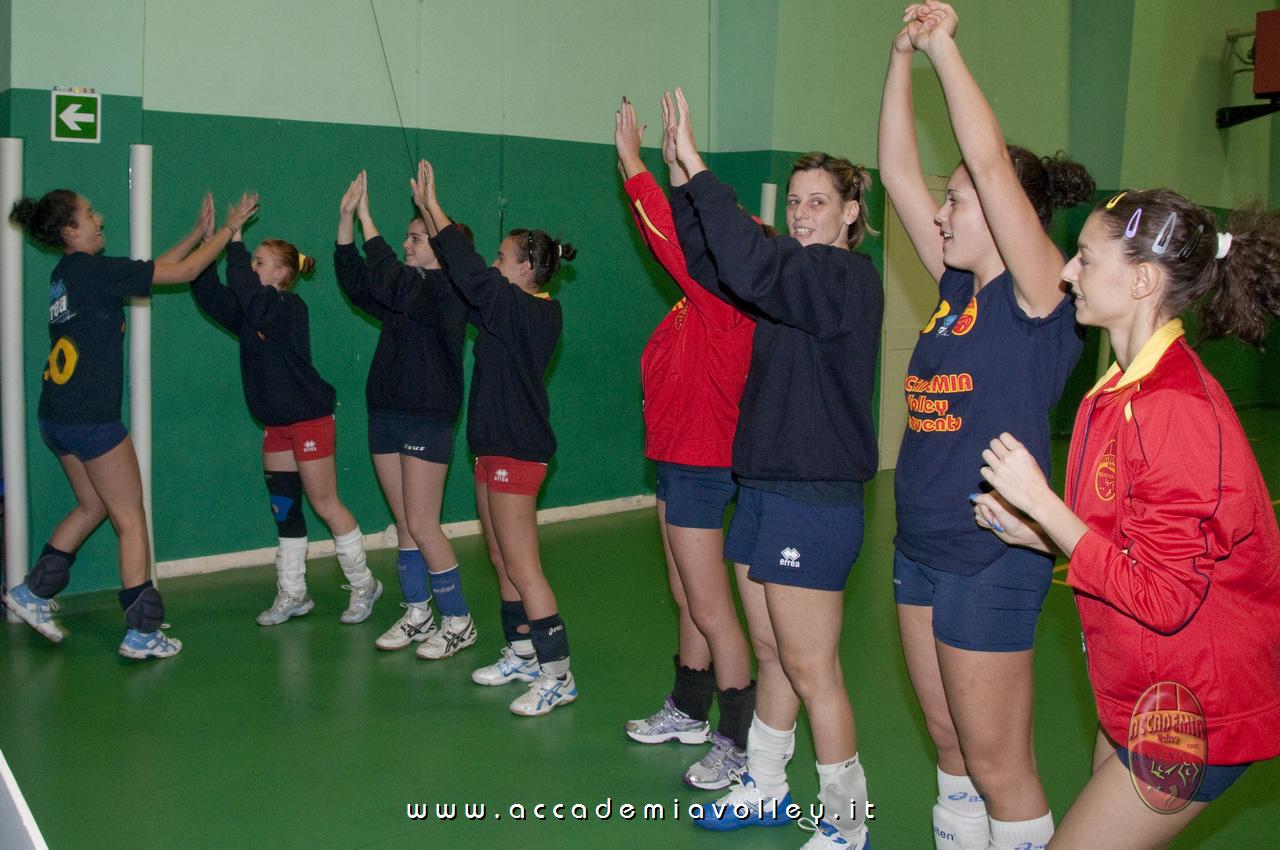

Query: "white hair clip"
left=1216, top=232, right=1233, bottom=259
left=1151, top=213, right=1177, bottom=254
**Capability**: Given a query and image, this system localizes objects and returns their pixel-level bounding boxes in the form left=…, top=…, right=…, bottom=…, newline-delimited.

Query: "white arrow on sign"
left=59, top=103, right=96, bottom=133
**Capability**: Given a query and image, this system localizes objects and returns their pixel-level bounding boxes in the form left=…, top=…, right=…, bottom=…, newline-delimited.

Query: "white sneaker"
left=340, top=579, right=383, bottom=624
left=256, top=591, right=315, bottom=626
left=625, top=695, right=710, bottom=744
left=4, top=585, right=64, bottom=643
left=799, top=816, right=868, bottom=849
left=510, top=671, right=577, bottom=716
left=683, top=731, right=748, bottom=789
left=119, top=628, right=183, bottom=660
left=375, top=602, right=437, bottom=650
left=416, top=614, right=478, bottom=659
left=471, top=644, right=540, bottom=685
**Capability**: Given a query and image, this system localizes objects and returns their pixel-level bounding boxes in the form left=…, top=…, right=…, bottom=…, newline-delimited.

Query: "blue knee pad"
left=429, top=566, right=468, bottom=617
left=122, top=584, right=165, bottom=632
left=26, top=544, right=75, bottom=598
left=529, top=613, right=569, bottom=665
left=265, top=471, right=307, bottom=538
left=396, top=549, right=431, bottom=604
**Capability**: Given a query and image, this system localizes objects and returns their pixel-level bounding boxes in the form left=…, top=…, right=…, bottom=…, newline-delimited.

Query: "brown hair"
left=790, top=152, right=877, bottom=248
left=9, top=189, right=79, bottom=249
left=509, top=228, right=576, bottom=285
left=1096, top=189, right=1280, bottom=347
left=1005, top=146, right=1094, bottom=228
left=259, top=238, right=315, bottom=289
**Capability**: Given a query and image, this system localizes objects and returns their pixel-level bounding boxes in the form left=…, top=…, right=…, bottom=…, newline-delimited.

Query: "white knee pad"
left=932, top=802, right=990, bottom=850
left=276, top=536, right=309, bottom=596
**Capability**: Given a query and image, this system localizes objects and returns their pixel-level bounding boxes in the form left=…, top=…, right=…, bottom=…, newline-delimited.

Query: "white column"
left=758, top=182, right=777, bottom=228
left=1, top=138, right=29, bottom=618
left=128, top=145, right=155, bottom=574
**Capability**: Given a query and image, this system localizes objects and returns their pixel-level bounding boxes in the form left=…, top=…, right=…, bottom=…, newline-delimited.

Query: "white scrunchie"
left=1216, top=232, right=1233, bottom=259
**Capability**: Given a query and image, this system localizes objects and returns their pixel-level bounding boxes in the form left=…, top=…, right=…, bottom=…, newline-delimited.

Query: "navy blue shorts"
left=39, top=419, right=128, bottom=462
left=724, top=485, right=864, bottom=591
left=654, top=462, right=736, bottom=529
left=1114, top=747, right=1249, bottom=803
left=367, top=412, right=454, bottom=463
left=892, top=547, right=1053, bottom=652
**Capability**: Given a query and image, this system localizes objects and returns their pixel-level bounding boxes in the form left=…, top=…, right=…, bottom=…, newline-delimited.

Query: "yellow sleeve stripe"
left=633, top=199, right=670, bottom=244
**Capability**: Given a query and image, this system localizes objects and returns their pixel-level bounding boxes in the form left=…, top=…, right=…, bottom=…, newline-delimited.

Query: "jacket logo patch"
left=1094, top=439, right=1117, bottom=502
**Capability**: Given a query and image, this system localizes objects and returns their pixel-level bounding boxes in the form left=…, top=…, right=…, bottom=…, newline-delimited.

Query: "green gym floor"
left=3, top=409, right=1278, bottom=849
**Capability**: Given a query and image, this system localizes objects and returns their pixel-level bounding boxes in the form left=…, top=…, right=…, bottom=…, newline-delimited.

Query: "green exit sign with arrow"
left=50, top=90, right=101, bottom=143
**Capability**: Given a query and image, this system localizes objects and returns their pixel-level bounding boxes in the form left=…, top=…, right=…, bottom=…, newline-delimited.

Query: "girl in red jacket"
left=977, top=191, right=1280, bottom=849
left=614, top=97, right=757, bottom=790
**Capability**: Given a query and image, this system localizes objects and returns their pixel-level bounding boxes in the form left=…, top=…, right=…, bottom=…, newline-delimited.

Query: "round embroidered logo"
left=1128, top=681, right=1207, bottom=813
left=1094, top=439, right=1117, bottom=502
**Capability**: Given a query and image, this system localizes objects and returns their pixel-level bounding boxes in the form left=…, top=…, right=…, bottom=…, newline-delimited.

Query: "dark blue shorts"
left=724, top=485, right=864, bottom=591
left=654, top=462, right=736, bottom=529
left=39, top=419, right=128, bottom=462
left=892, top=547, right=1053, bottom=652
left=1114, top=747, right=1249, bottom=803
left=367, top=412, right=454, bottom=463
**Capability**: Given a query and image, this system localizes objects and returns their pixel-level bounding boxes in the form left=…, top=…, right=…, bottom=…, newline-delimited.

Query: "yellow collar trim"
left=1085, top=319, right=1185, bottom=397
left=533, top=291, right=552, bottom=300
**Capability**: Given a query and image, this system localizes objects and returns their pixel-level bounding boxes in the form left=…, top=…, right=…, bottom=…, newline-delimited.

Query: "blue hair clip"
left=1151, top=213, right=1177, bottom=255
left=1124, top=209, right=1142, bottom=239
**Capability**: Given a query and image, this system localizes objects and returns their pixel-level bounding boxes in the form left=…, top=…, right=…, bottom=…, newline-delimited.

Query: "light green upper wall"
left=709, top=0, right=779, bottom=152
left=141, top=0, right=712, bottom=146
left=770, top=0, right=1073, bottom=175
left=1121, top=0, right=1272, bottom=208
left=1, top=0, right=12, bottom=94
left=10, top=0, right=143, bottom=95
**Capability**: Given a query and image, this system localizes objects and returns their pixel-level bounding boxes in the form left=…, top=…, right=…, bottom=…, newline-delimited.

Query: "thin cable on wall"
left=370, top=0, right=416, bottom=173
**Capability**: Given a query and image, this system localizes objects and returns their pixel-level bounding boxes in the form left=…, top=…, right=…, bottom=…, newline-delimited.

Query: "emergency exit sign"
left=51, top=90, right=101, bottom=143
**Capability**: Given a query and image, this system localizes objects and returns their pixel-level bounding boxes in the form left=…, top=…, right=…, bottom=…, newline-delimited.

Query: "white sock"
left=511, top=638, right=535, bottom=657
left=333, top=527, right=373, bottom=589
left=988, top=813, right=1053, bottom=850
left=745, top=714, right=794, bottom=798
left=938, top=768, right=987, bottom=817
left=275, top=536, right=309, bottom=596
left=818, top=753, right=869, bottom=844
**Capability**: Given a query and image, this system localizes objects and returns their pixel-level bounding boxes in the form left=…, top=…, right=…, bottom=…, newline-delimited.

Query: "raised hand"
left=660, top=92, right=679, bottom=169
left=904, top=1, right=957, bottom=54
left=979, top=432, right=1052, bottom=517
left=224, top=192, right=259, bottom=238
left=340, top=171, right=366, bottom=216
left=199, top=192, right=216, bottom=240
left=614, top=96, right=646, bottom=179
left=671, top=87, right=707, bottom=178
left=409, top=158, right=438, bottom=213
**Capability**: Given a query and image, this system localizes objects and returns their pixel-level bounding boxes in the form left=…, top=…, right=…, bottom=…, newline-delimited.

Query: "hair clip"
left=1151, top=213, right=1177, bottom=254
left=1177, top=223, right=1204, bottom=261
left=1105, top=191, right=1128, bottom=210
left=1216, top=232, right=1233, bottom=259
left=1124, top=209, right=1142, bottom=238
left=297, top=252, right=308, bottom=271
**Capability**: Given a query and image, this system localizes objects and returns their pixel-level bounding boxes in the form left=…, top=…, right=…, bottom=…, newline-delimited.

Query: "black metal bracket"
left=1216, top=96, right=1280, bottom=129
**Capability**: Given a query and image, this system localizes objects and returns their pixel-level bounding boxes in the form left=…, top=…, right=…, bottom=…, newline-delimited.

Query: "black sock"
left=671, top=655, right=715, bottom=722
left=716, top=680, right=757, bottom=748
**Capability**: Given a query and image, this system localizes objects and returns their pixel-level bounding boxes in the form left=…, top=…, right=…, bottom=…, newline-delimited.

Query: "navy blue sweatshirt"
left=675, top=170, right=883, bottom=486
left=432, top=225, right=562, bottom=462
left=334, top=236, right=467, bottom=423
left=190, top=242, right=335, bottom=426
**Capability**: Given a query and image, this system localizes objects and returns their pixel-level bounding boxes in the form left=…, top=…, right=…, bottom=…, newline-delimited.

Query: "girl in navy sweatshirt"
left=669, top=90, right=883, bottom=849
left=190, top=203, right=381, bottom=627
left=410, top=159, right=578, bottom=717
left=334, top=170, right=476, bottom=659
left=6, top=190, right=255, bottom=659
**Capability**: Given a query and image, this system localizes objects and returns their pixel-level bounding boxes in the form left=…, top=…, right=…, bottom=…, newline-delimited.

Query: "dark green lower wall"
left=4, top=88, right=1276, bottom=594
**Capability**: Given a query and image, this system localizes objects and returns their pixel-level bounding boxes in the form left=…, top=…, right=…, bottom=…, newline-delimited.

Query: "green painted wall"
left=1068, top=0, right=1134, bottom=190
left=709, top=0, right=779, bottom=152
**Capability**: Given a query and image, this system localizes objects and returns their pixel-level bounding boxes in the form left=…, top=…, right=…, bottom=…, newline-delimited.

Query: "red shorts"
left=263, top=415, right=336, bottom=461
left=474, top=455, right=547, bottom=495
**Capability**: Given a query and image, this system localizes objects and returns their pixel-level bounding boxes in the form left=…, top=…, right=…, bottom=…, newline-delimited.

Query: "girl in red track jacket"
left=977, top=189, right=1280, bottom=849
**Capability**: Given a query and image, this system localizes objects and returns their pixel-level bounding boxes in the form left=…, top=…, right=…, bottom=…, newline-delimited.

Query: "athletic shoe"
left=625, top=695, right=710, bottom=744
left=692, top=772, right=795, bottom=831
left=510, top=671, right=577, bottom=716
left=799, top=816, right=869, bottom=849
left=256, top=592, right=315, bottom=626
left=339, top=579, right=383, bottom=624
left=4, top=584, right=64, bottom=643
left=684, top=731, right=748, bottom=789
left=375, top=602, right=437, bottom=650
left=471, top=644, right=540, bottom=685
left=416, top=613, right=478, bottom=660
left=119, top=628, right=183, bottom=660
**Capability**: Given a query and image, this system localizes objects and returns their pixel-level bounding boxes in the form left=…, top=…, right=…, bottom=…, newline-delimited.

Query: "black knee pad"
left=265, top=471, right=307, bottom=538
left=529, top=613, right=570, bottom=664
left=26, top=546, right=74, bottom=598
left=500, top=600, right=529, bottom=644
left=124, top=586, right=165, bottom=632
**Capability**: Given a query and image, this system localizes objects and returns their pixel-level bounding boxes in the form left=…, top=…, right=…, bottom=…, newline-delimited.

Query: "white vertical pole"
left=128, top=145, right=154, bottom=575
left=758, top=182, right=777, bottom=228
left=1, top=138, right=29, bottom=619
